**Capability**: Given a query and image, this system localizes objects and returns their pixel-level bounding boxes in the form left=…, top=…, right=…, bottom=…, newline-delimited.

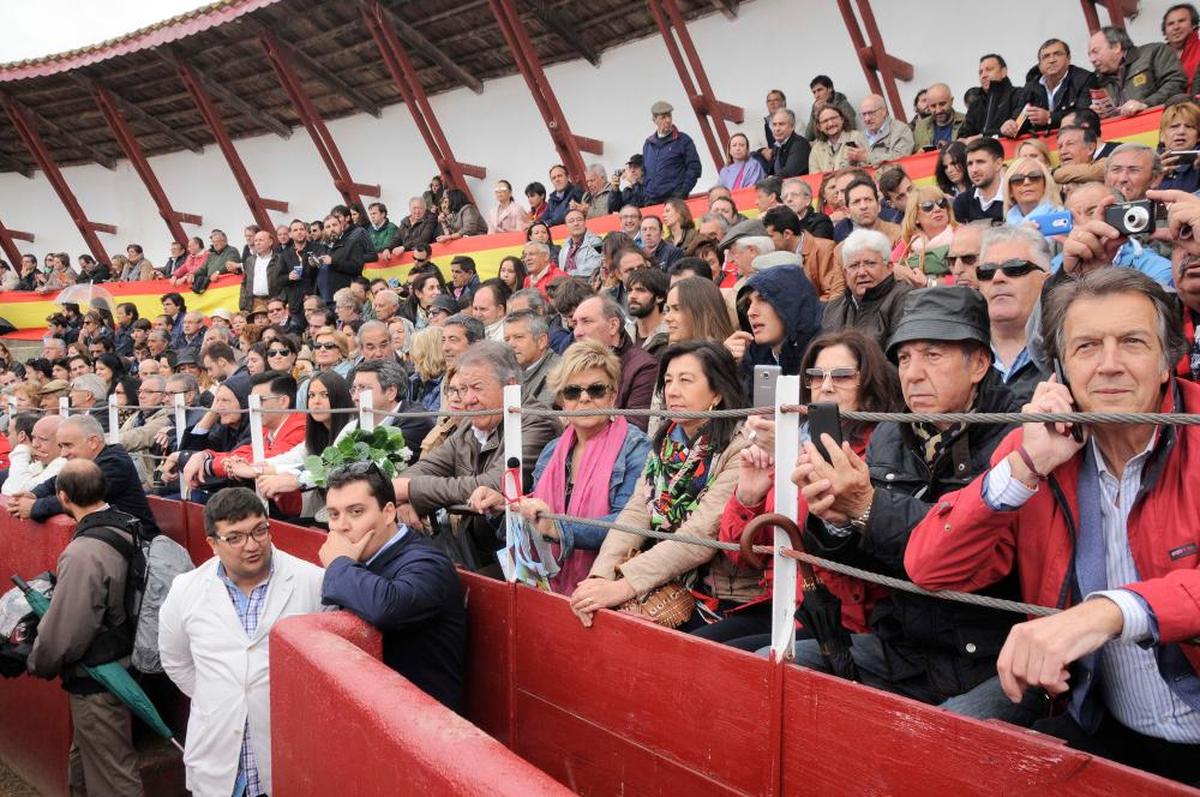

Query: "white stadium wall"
left=0, top=0, right=1174, bottom=260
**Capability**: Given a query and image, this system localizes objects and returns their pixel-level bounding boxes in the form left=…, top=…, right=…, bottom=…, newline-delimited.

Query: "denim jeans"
left=772, top=634, right=1045, bottom=727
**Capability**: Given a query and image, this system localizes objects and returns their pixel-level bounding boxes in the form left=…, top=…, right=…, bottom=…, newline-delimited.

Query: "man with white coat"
left=158, top=487, right=324, bottom=797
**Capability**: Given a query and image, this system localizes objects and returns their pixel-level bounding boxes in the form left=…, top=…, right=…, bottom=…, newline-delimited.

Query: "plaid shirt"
left=217, top=561, right=273, bottom=797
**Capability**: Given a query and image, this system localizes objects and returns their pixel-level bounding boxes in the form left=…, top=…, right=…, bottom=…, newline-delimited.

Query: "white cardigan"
left=157, top=548, right=325, bottom=797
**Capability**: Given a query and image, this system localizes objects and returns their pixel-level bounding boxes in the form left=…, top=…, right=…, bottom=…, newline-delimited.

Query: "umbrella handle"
left=10, top=574, right=31, bottom=593
left=740, top=513, right=819, bottom=585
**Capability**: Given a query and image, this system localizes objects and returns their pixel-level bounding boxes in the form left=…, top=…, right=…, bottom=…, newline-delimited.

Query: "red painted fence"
left=0, top=497, right=1194, bottom=795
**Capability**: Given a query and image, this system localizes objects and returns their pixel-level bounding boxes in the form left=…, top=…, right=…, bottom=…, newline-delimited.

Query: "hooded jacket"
left=642, top=127, right=702, bottom=204
left=738, top=265, right=822, bottom=394
left=958, top=77, right=1021, bottom=138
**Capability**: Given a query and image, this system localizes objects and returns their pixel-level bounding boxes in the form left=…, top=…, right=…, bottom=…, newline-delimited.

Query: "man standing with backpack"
left=27, top=459, right=145, bottom=797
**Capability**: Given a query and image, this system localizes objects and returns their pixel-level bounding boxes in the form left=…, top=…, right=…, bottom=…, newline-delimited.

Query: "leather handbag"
left=615, top=549, right=696, bottom=629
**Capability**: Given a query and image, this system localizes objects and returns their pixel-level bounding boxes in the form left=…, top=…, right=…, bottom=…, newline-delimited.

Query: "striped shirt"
left=218, top=562, right=273, bottom=797
left=984, top=442, right=1200, bottom=742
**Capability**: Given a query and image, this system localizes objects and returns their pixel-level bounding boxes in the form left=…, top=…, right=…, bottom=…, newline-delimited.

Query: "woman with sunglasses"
left=311, top=326, right=354, bottom=380
left=712, top=329, right=901, bottom=649
left=1003, top=156, right=1062, bottom=226
left=894, top=185, right=958, bottom=287
left=473, top=340, right=650, bottom=595
left=571, top=341, right=757, bottom=630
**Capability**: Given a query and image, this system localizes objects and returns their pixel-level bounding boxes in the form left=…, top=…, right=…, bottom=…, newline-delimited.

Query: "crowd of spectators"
left=11, top=13, right=1200, bottom=792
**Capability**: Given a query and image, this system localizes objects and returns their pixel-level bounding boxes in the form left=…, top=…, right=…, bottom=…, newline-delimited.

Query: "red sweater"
left=207, top=412, right=307, bottom=478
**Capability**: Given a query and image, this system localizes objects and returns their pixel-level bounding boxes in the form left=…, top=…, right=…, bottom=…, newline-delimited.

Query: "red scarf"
left=1183, top=33, right=1200, bottom=94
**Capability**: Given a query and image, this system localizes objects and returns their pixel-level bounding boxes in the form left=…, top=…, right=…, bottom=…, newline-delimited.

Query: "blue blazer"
left=321, top=531, right=466, bottom=712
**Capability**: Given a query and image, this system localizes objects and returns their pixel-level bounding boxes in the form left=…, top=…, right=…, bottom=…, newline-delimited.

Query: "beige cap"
left=650, top=100, right=674, bottom=116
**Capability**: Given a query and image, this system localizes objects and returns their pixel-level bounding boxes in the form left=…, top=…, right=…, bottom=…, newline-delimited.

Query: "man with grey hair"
left=43, top=336, right=67, bottom=361
left=2, top=414, right=65, bottom=496
left=574, top=163, right=613, bottom=218
left=397, top=196, right=441, bottom=253
left=504, top=311, right=558, bottom=406
left=1104, top=143, right=1163, bottom=202
left=8, top=414, right=159, bottom=533
left=976, top=225, right=1050, bottom=403
left=696, top=212, right=730, bottom=243
left=357, top=319, right=398, bottom=364
left=372, top=289, right=401, bottom=324
left=781, top=178, right=834, bottom=241
left=906, top=269, right=1200, bottom=785
left=508, top=288, right=572, bottom=354
left=822, top=228, right=912, bottom=343
left=1088, top=25, right=1186, bottom=117
left=572, top=295, right=657, bottom=431
left=441, top=313, right=485, bottom=370
left=391, top=340, right=561, bottom=571
left=947, top=219, right=992, bottom=289
left=857, top=93, right=915, bottom=165
left=121, top=374, right=173, bottom=487
left=69, top=374, right=110, bottom=432
left=524, top=240, right=563, bottom=297
left=147, top=329, right=170, bottom=360
left=728, top=235, right=775, bottom=293
left=767, top=108, right=811, bottom=178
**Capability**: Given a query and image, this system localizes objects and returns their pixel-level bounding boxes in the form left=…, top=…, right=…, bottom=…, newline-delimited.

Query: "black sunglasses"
left=1009, top=172, right=1046, bottom=186
left=560, top=382, right=610, bottom=401
left=267, top=348, right=292, bottom=357
left=975, top=259, right=1044, bottom=281
left=918, top=198, right=948, bottom=213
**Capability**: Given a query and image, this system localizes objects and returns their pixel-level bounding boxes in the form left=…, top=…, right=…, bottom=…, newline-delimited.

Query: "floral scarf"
left=644, top=422, right=715, bottom=532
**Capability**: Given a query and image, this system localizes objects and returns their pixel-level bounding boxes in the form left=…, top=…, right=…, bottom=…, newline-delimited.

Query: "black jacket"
left=770, top=133, right=811, bottom=178
left=1012, top=64, right=1095, bottom=134
left=799, top=209, right=835, bottom=241
left=321, top=531, right=466, bottom=712
left=31, top=445, right=161, bottom=537
left=959, top=77, right=1022, bottom=138
left=807, top=372, right=1024, bottom=698
left=326, top=229, right=373, bottom=297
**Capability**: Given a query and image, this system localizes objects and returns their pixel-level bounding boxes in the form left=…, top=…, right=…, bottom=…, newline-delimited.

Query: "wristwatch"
left=848, top=504, right=871, bottom=532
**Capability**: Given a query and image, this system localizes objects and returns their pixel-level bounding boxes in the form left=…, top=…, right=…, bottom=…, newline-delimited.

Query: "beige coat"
left=590, top=428, right=761, bottom=603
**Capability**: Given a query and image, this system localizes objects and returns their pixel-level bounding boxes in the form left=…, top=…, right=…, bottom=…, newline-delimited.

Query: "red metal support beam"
left=360, top=0, right=485, bottom=205
left=258, top=30, right=379, bottom=208
left=0, top=221, right=33, bottom=269
left=89, top=81, right=201, bottom=246
left=174, top=56, right=286, bottom=232
left=835, top=0, right=914, bottom=123
left=486, top=0, right=600, bottom=187
left=1, top=95, right=113, bottom=265
left=1080, top=0, right=1129, bottom=33
left=647, top=0, right=744, bottom=171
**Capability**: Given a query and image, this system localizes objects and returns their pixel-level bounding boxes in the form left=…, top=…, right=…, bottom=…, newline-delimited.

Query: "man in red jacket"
left=905, top=268, right=1200, bottom=786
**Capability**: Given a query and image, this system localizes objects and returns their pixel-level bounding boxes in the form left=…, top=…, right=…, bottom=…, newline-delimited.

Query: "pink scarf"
left=532, top=415, right=630, bottom=595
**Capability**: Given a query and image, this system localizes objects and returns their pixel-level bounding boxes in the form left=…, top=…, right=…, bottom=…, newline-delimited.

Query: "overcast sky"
left=0, top=0, right=212, bottom=63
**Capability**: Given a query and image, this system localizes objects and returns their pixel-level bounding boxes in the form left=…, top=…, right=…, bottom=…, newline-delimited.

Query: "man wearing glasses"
left=822, top=229, right=912, bottom=344
left=119, top=375, right=173, bottom=486
left=975, top=226, right=1049, bottom=403
left=159, top=487, right=324, bottom=797
left=320, top=462, right=465, bottom=711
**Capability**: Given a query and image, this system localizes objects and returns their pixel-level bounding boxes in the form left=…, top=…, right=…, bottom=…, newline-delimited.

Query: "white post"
left=500, top=383, right=523, bottom=582
left=248, top=393, right=265, bottom=463
left=58, top=396, right=69, bottom=417
left=174, top=392, right=189, bottom=502
left=358, top=389, right=375, bottom=432
left=106, top=402, right=119, bottom=445
left=770, top=375, right=801, bottom=661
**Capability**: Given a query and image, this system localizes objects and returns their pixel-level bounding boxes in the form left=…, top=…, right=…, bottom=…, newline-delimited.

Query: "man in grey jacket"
left=1089, top=25, right=1187, bottom=117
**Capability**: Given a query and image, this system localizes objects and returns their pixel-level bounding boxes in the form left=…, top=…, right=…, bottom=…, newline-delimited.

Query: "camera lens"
left=1124, top=206, right=1149, bottom=233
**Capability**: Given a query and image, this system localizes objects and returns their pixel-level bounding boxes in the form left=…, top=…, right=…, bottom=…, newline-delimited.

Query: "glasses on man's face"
left=139, top=388, right=164, bottom=396
left=560, top=382, right=610, bottom=402
left=918, top=198, right=949, bottom=213
left=949, top=253, right=979, bottom=267
left=975, top=259, right=1044, bottom=281
left=844, top=258, right=883, bottom=272
left=804, top=367, right=859, bottom=389
left=1008, top=172, right=1045, bottom=186
left=213, top=521, right=271, bottom=548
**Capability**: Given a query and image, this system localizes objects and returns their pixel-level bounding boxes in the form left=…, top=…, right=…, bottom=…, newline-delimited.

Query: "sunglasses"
left=1009, top=172, right=1046, bottom=186
left=949, top=253, right=978, bottom=266
left=804, top=367, right=859, bottom=388
left=560, top=382, right=610, bottom=401
left=313, top=342, right=340, bottom=351
left=267, top=348, right=292, bottom=357
left=918, top=198, right=948, bottom=213
left=975, top=259, right=1044, bottom=281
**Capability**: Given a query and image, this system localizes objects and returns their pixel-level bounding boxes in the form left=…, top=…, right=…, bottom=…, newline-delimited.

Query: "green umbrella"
left=12, top=575, right=183, bottom=752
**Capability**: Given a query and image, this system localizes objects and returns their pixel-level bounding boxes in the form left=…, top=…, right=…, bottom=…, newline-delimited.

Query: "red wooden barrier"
left=269, top=611, right=572, bottom=797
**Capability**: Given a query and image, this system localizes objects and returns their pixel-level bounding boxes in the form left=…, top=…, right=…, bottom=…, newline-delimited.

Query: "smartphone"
left=807, top=402, right=844, bottom=462
left=753, top=364, right=781, bottom=408
left=1168, top=150, right=1200, bottom=157
left=1032, top=209, right=1073, bottom=237
left=1052, top=358, right=1085, bottom=443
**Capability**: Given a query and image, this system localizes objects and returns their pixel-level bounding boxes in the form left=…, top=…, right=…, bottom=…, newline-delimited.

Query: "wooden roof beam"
left=710, top=0, right=738, bottom=19
left=375, top=3, right=484, bottom=94
left=152, top=46, right=293, bottom=140
left=530, top=2, right=600, bottom=66
left=0, top=149, right=34, bottom=178
left=0, top=90, right=117, bottom=170
left=65, top=72, right=204, bottom=155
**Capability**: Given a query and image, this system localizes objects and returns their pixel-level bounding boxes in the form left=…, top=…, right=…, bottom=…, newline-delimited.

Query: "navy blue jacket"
left=738, top=265, right=822, bottom=395
left=542, top=184, right=584, bottom=226
left=642, top=128, right=702, bottom=204
left=322, top=531, right=466, bottom=712
left=31, top=444, right=161, bottom=536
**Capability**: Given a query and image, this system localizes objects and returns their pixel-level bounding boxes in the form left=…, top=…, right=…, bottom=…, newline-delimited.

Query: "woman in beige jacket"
left=570, top=341, right=761, bottom=630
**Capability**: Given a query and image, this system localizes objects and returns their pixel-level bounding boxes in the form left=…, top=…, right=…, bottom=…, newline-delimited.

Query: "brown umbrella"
left=741, top=512, right=860, bottom=682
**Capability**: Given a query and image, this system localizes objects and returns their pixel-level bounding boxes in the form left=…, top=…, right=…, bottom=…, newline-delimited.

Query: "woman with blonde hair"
left=311, top=325, right=353, bottom=379
left=894, top=185, right=958, bottom=286
left=1015, top=138, right=1054, bottom=170
left=1002, top=156, right=1062, bottom=225
left=473, top=339, right=651, bottom=595
left=1159, top=99, right=1200, bottom=192
left=408, top=325, right=446, bottom=411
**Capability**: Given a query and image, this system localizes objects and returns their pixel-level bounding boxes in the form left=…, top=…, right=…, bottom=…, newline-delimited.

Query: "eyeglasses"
left=267, top=348, right=292, bottom=357
left=844, top=258, right=884, bottom=272
left=560, top=382, right=611, bottom=401
left=949, top=253, right=979, bottom=267
left=804, top=367, right=859, bottom=388
left=313, top=342, right=340, bottom=351
left=975, top=259, right=1044, bottom=281
left=212, top=522, right=271, bottom=548
left=918, top=198, right=949, bottom=213
left=1008, top=172, right=1046, bottom=186
left=138, top=388, right=164, bottom=395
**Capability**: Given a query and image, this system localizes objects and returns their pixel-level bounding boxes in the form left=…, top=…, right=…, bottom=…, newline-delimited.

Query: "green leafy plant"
left=303, top=425, right=412, bottom=488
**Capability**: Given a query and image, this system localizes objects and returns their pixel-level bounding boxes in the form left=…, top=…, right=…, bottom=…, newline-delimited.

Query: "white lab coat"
left=158, top=547, right=325, bottom=797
